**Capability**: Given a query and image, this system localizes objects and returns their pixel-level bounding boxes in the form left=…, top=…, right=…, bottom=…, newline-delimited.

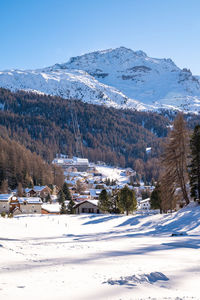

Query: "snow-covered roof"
left=73, top=157, right=89, bottom=165
left=89, top=189, right=102, bottom=198
left=74, top=199, right=99, bottom=208
left=18, top=197, right=43, bottom=204
left=42, top=203, right=61, bottom=213
left=72, top=193, right=80, bottom=197
left=0, top=194, right=13, bottom=201
left=77, top=195, right=90, bottom=199
left=53, top=158, right=74, bottom=165
left=87, top=199, right=99, bottom=206
left=25, top=186, right=48, bottom=193
left=33, top=186, right=48, bottom=192
left=140, top=198, right=150, bottom=204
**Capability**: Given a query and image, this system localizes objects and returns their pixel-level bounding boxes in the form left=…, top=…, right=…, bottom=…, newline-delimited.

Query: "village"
left=0, top=156, right=154, bottom=217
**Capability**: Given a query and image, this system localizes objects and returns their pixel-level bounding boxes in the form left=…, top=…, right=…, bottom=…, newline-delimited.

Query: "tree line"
left=150, top=113, right=200, bottom=212
left=98, top=186, right=137, bottom=215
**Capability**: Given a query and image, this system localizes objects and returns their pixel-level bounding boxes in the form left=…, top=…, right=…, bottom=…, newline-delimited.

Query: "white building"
left=53, top=156, right=89, bottom=172
left=138, top=198, right=151, bottom=210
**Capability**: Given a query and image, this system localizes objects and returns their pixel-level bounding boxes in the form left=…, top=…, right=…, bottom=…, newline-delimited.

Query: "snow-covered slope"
left=1, top=47, right=200, bottom=112
left=0, top=69, right=145, bottom=110
left=61, top=47, right=200, bottom=112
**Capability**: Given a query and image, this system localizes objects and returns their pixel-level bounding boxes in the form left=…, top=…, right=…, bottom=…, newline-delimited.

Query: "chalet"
left=0, top=194, right=43, bottom=215
left=74, top=200, right=100, bottom=214
left=25, top=186, right=51, bottom=198
left=18, top=197, right=43, bottom=214
left=0, top=194, right=17, bottom=213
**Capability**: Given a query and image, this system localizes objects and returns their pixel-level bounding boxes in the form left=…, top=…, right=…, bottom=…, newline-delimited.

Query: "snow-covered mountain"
left=0, top=69, right=144, bottom=110
left=1, top=47, right=200, bottom=112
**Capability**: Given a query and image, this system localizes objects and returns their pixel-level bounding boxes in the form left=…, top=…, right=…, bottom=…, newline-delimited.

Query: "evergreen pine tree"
left=98, top=189, right=111, bottom=213
left=68, top=199, right=75, bottom=214
left=45, top=193, right=52, bottom=203
left=60, top=201, right=67, bottom=214
left=118, top=185, right=137, bottom=215
left=62, top=182, right=72, bottom=200
left=110, top=189, right=121, bottom=214
left=189, top=125, right=200, bottom=202
left=150, top=184, right=162, bottom=213
left=58, top=190, right=65, bottom=204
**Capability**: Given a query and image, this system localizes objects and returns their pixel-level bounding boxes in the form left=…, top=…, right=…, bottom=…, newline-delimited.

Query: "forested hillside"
left=0, top=134, right=64, bottom=190
left=0, top=88, right=200, bottom=183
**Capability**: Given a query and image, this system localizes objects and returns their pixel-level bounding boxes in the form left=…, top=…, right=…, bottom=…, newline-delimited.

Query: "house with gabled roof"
left=0, top=194, right=17, bottom=213
left=137, top=198, right=151, bottom=210
left=0, top=194, right=43, bottom=215
left=18, top=197, right=43, bottom=214
left=74, top=200, right=101, bottom=214
left=25, top=186, right=51, bottom=198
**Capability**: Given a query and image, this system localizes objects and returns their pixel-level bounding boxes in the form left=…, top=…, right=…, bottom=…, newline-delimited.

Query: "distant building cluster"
left=0, top=157, right=155, bottom=217
left=52, top=156, right=90, bottom=172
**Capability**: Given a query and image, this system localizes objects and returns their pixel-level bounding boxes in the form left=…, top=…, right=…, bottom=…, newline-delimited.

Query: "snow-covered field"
left=1, top=203, right=200, bottom=300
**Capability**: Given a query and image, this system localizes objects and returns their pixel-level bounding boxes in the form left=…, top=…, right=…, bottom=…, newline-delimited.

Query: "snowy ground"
left=1, top=204, right=200, bottom=299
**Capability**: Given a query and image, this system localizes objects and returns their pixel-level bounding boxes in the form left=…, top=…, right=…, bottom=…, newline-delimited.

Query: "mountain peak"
left=93, top=46, right=147, bottom=57
left=0, top=47, right=200, bottom=113
left=67, top=46, right=147, bottom=64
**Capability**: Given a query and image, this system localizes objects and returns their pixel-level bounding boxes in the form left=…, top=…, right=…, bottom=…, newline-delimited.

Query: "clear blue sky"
left=1, top=0, right=200, bottom=74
